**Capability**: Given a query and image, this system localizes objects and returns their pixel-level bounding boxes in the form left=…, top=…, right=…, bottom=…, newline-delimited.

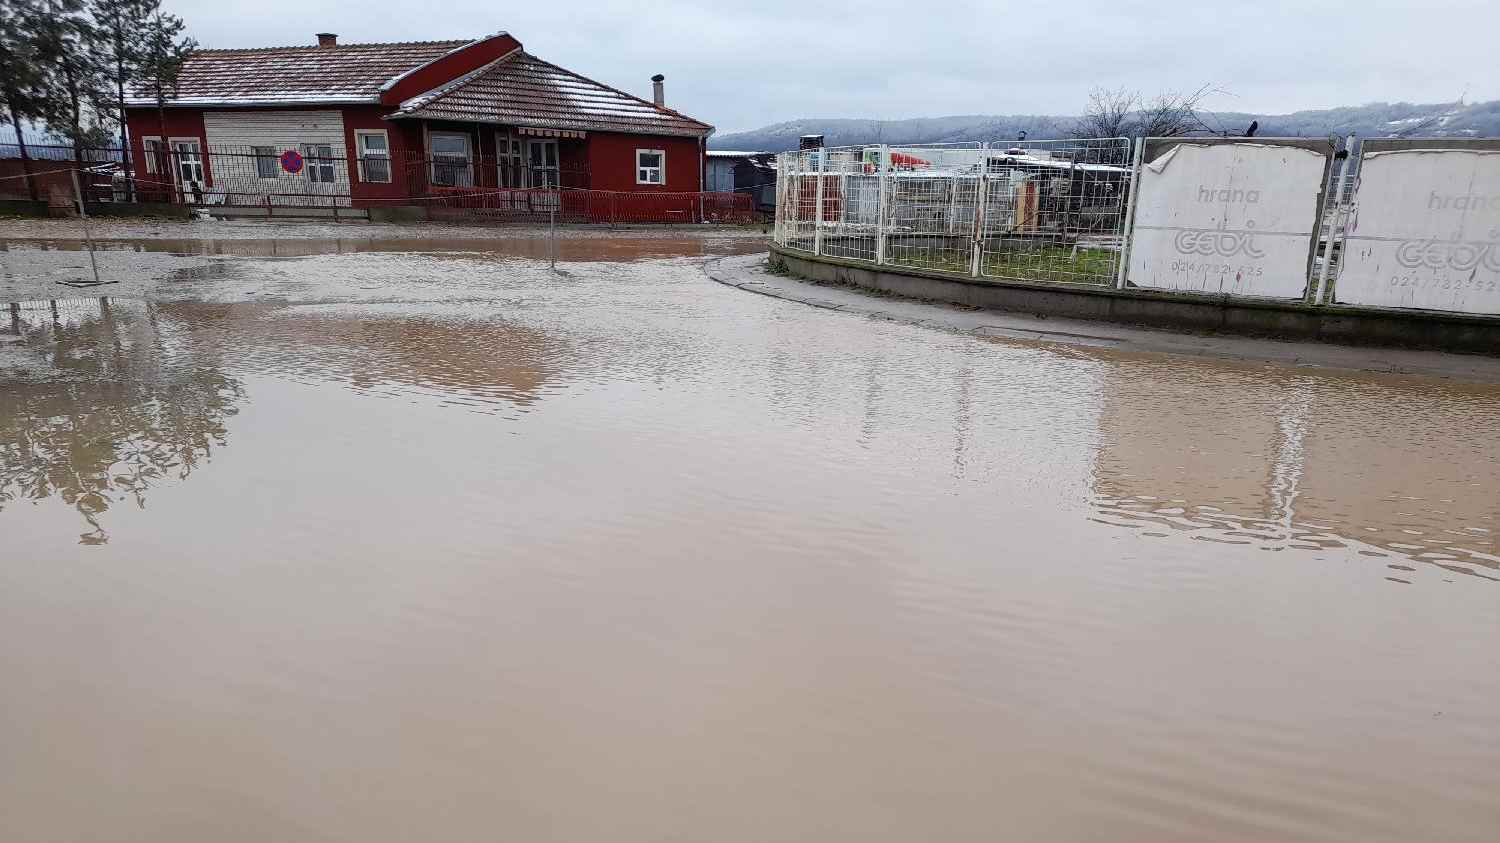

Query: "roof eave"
left=123, top=96, right=381, bottom=108
left=385, top=111, right=712, bottom=138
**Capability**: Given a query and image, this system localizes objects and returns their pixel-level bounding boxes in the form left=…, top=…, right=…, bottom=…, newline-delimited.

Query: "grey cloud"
left=167, top=0, right=1499, bottom=134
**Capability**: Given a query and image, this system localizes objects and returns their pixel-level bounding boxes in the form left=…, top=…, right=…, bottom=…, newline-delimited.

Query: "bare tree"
left=1072, top=83, right=1219, bottom=139
left=1072, top=87, right=1138, bottom=139
left=1136, top=85, right=1218, bottom=138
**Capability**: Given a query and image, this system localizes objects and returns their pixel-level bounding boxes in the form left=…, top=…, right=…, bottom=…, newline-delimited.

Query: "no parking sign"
left=279, top=149, right=304, bottom=174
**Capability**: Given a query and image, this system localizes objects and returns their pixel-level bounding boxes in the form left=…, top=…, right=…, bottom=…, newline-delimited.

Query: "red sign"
left=279, top=149, right=304, bottom=174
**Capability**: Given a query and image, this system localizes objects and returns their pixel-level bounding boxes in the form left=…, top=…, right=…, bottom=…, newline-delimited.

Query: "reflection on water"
left=1090, top=355, right=1500, bottom=580
left=0, top=296, right=572, bottom=541
left=0, top=298, right=243, bottom=543
left=173, top=303, right=569, bottom=412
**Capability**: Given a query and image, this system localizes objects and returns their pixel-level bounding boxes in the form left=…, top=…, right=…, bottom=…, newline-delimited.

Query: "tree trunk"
left=117, top=72, right=132, bottom=201
left=5, top=105, right=38, bottom=202
left=112, top=22, right=134, bottom=202
left=65, top=63, right=85, bottom=165
left=155, top=90, right=171, bottom=202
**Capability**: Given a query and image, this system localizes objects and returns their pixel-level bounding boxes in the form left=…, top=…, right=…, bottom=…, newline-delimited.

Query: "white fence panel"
left=1127, top=142, right=1326, bottom=298
left=1334, top=149, right=1500, bottom=314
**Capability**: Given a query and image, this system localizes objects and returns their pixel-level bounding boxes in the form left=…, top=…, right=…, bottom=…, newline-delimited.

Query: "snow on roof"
left=707, top=150, right=768, bottom=157
left=392, top=52, right=712, bottom=138
left=124, top=39, right=471, bottom=106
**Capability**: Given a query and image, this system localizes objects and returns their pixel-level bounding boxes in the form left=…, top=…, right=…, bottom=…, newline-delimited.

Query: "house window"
left=636, top=149, right=664, bottom=185
left=301, top=143, right=336, bottom=183
left=253, top=146, right=278, bottom=179
left=142, top=137, right=164, bottom=175
left=171, top=138, right=204, bottom=186
left=356, top=130, right=390, bottom=183
left=496, top=131, right=523, bottom=187
left=429, top=132, right=472, bottom=187
left=526, top=139, right=559, bottom=189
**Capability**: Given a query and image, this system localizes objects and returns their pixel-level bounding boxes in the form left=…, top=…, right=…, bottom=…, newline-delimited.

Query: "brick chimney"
left=651, top=74, right=665, bottom=107
left=316, top=33, right=338, bottom=48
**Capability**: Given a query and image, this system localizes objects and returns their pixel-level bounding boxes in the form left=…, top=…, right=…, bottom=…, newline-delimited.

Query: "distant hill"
left=711, top=100, right=1500, bottom=151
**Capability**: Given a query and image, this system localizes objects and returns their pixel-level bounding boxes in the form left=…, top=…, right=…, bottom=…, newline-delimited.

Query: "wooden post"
left=70, top=168, right=103, bottom=286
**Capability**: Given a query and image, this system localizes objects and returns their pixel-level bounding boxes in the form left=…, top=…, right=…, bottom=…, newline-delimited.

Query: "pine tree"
left=0, top=0, right=47, bottom=201
left=139, top=8, right=194, bottom=185
left=91, top=0, right=153, bottom=199
left=33, top=0, right=112, bottom=164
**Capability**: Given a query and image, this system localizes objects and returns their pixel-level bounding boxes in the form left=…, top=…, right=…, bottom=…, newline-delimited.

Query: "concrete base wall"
left=208, top=205, right=370, bottom=220
left=771, top=244, right=1500, bottom=354
left=368, top=205, right=431, bottom=223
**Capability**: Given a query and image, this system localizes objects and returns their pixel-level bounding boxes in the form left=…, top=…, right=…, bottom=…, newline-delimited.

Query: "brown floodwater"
left=1, top=245, right=1497, bottom=843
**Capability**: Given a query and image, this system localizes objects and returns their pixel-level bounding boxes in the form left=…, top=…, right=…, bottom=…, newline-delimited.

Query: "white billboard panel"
left=1127, top=143, right=1327, bottom=298
left=1335, top=150, right=1500, bottom=315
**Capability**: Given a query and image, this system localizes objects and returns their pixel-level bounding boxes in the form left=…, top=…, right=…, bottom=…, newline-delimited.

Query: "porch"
left=401, top=124, right=592, bottom=196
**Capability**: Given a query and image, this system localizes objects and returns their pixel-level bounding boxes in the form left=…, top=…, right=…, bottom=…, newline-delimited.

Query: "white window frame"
left=252, top=145, right=278, bottom=180
left=496, top=130, right=523, bottom=187
left=428, top=132, right=473, bottom=187
left=355, top=129, right=391, bottom=184
left=526, top=138, right=560, bottom=189
left=636, top=148, right=665, bottom=186
left=141, top=136, right=163, bottom=175
left=301, top=143, right=336, bottom=184
left=170, top=136, right=204, bottom=186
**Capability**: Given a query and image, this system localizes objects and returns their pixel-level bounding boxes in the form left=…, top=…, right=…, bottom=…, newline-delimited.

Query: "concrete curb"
left=705, top=253, right=1500, bottom=383
left=770, top=244, right=1500, bottom=354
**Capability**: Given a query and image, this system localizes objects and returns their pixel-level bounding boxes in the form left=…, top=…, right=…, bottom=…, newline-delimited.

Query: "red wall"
left=121, top=106, right=710, bottom=203
left=342, top=105, right=423, bottom=203
left=123, top=107, right=209, bottom=189
left=585, top=132, right=703, bottom=192
left=380, top=35, right=521, bottom=105
left=0, top=159, right=76, bottom=201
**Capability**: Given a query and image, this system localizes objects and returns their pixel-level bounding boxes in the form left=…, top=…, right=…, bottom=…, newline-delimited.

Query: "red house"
left=122, top=31, right=730, bottom=221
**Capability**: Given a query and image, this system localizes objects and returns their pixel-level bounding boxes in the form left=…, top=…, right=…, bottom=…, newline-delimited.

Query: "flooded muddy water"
left=1, top=239, right=1497, bottom=842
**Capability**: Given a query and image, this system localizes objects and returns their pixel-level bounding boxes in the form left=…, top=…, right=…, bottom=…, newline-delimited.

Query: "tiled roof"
left=393, top=53, right=712, bottom=138
left=125, top=40, right=471, bottom=106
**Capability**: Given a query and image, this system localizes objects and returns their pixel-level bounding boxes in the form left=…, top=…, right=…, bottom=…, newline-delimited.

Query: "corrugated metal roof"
left=126, top=40, right=471, bottom=106
left=394, top=52, right=712, bottom=138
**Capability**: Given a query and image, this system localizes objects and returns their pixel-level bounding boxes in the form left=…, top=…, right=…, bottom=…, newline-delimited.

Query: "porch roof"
left=391, top=52, right=713, bottom=138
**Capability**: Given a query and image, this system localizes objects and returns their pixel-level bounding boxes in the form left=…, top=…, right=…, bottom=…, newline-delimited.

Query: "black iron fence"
left=0, top=142, right=754, bottom=223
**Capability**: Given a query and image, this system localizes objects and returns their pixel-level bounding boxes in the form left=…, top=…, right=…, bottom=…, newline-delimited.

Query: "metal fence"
left=1, top=143, right=754, bottom=223
left=776, top=138, right=1135, bottom=287
left=777, top=135, right=1500, bottom=318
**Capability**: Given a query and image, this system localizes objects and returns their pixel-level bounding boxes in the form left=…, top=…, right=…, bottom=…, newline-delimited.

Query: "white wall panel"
left=202, top=110, right=351, bottom=205
left=1335, top=149, right=1500, bottom=314
left=1127, top=143, right=1326, bottom=299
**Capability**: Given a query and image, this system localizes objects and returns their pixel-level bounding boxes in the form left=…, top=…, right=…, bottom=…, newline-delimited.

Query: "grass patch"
left=886, top=244, right=1116, bottom=286
left=983, top=245, right=1117, bottom=286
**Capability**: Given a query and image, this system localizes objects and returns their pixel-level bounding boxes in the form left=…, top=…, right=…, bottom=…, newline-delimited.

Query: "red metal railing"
left=3, top=144, right=756, bottom=224
left=420, top=187, right=754, bottom=224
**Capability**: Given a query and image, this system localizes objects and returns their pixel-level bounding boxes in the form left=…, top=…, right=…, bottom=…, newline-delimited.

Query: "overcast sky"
left=167, top=0, right=1499, bottom=134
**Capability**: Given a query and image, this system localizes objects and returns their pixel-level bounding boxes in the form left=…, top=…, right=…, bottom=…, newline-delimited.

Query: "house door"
left=526, top=140, right=559, bottom=188
left=172, top=139, right=204, bottom=201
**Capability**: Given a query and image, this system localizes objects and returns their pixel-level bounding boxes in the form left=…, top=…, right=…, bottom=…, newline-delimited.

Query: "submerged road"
left=2, top=222, right=1497, bottom=843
